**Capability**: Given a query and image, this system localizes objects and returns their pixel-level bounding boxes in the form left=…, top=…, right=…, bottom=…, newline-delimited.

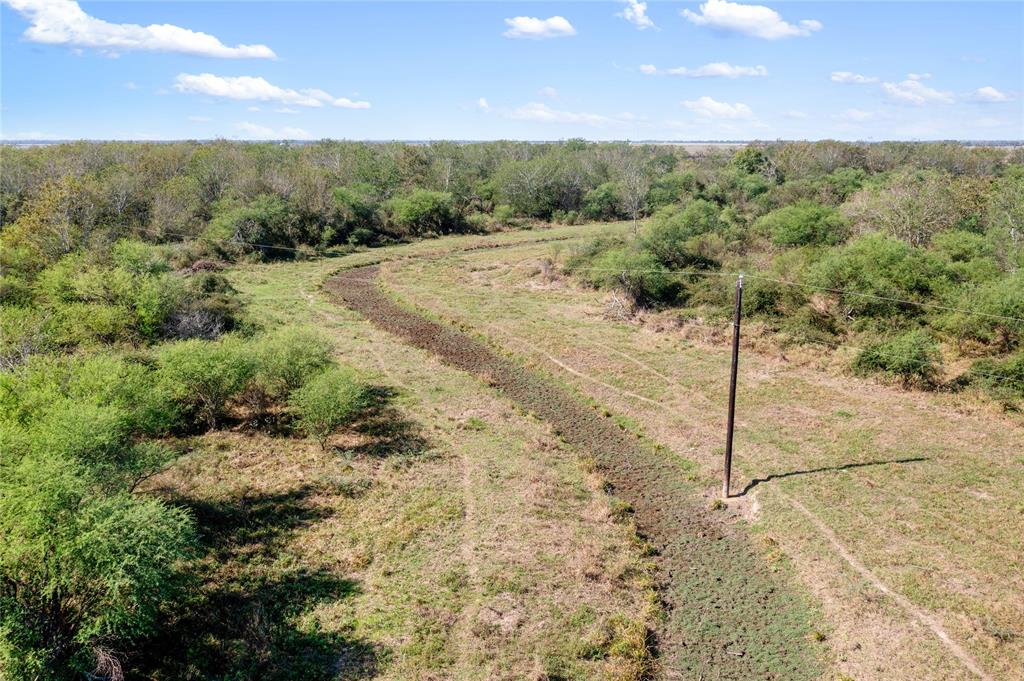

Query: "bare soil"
left=325, top=265, right=824, bottom=679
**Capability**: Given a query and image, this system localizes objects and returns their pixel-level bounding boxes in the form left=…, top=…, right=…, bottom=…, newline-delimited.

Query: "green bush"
left=289, top=366, right=371, bottom=450
left=156, top=336, right=256, bottom=428
left=386, top=189, right=460, bottom=236
left=582, top=248, right=679, bottom=307
left=809, top=233, right=952, bottom=321
left=0, top=452, right=195, bottom=679
left=247, top=328, right=334, bottom=411
left=939, top=271, right=1024, bottom=351
left=111, top=239, right=172, bottom=277
left=853, top=330, right=942, bottom=386
left=969, top=353, right=1024, bottom=407
left=581, top=182, right=623, bottom=221
left=492, top=204, right=517, bottom=226
left=640, top=199, right=722, bottom=269
left=755, top=200, right=847, bottom=246
left=205, top=195, right=297, bottom=259
left=645, top=171, right=699, bottom=212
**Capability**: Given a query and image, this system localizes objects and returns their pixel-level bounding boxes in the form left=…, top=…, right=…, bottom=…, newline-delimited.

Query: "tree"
left=581, top=182, right=622, bottom=221
left=841, top=170, right=961, bottom=246
left=620, top=163, right=651, bottom=234
left=156, top=336, right=255, bottom=429
left=0, top=452, right=195, bottom=679
left=386, top=189, right=459, bottom=236
left=289, top=367, right=371, bottom=450
left=986, top=166, right=1024, bottom=269
left=640, top=199, right=723, bottom=269
left=755, top=201, right=848, bottom=246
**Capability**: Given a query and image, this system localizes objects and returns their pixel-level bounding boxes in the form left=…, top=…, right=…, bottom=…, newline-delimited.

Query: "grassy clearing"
left=377, top=225, right=1024, bottom=681
left=136, top=225, right=658, bottom=679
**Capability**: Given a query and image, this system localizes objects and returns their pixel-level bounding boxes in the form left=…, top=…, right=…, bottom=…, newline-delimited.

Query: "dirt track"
left=326, top=264, right=822, bottom=679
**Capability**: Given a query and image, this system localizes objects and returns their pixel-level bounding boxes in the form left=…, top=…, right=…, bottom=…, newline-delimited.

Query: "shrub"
left=939, top=271, right=1024, bottom=351
left=853, top=330, right=942, bottom=386
left=386, top=189, right=460, bottom=236
left=640, top=200, right=722, bottom=269
left=582, top=248, right=679, bottom=307
left=645, top=171, right=699, bottom=212
left=289, top=366, right=371, bottom=450
left=492, top=204, right=517, bottom=226
left=156, top=336, right=256, bottom=428
left=110, top=239, right=172, bottom=276
left=0, top=452, right=195, bottom=679
left=755, top=200, right=847, bottom=246
left=969, top=353, right=1024, bottom=407
left=205, top=195, right=296, bottom=259
left=581, top=182, right=623, bottom=221
left=809, top=233, right=952, bottom=321
left=248, top=328, right=334, bottom=410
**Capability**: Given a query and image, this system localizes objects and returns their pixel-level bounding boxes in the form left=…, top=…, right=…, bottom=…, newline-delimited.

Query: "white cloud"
left=538, top=86, right=558, bottom=98
left=236, top=121, right=312, bottom=140
left=503, top=16, right=576, bottom=40
left=642, top=62, right=767, bottom=78
left=333, top=97, right=370, bottom=110
left=682, top=96, right=754, bottom=119
left=836, top=108, right=877, bottom=122
left=618, top=0, right=655, bottom=30
left=783, top=109, right=808, bottom=119
left=187, top=115, right=211, bottom=122
left=881, top=77, right=954, bottom=105
left=907, top=72, right=932, bottom=81
left=247, top=106, right=261, bottom=112
left=274, top=107, right=300, bottom=114
left=477, top=97, right=491, bottom=112
left=3, top=0, right=275, bottom=58
left=681, top=0, right=821, bottom=40
left=123, top=81, right=138, bottom=90
left=974, top=86, right=1011, bottom=102
left=831, top=71, right=877, bottom=84
left=174, top=73, right=370, bottom=109
left=507, top=102, right=632, bottom=128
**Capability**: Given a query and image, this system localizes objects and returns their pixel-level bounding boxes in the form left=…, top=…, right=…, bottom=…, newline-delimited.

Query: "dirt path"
left=326, top=265, right=824, bottom=679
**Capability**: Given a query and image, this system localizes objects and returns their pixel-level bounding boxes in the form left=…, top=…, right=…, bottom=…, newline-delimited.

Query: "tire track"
left=325, top=265, right=824, bottom=679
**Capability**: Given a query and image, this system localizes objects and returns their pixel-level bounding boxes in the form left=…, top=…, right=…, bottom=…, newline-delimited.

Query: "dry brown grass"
left=379, top=227, right=1023, bottom=681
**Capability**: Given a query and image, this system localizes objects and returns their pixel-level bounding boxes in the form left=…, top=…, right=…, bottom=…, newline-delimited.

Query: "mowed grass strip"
left=327, top=264, right=826, bottom=680
left=141, top=232, right=659, bottom=680
left=380, top=231, right=1024, bottom=681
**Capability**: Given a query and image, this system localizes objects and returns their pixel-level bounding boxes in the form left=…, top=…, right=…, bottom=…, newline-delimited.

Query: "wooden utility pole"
left=723, top=274, right=744, bottom=498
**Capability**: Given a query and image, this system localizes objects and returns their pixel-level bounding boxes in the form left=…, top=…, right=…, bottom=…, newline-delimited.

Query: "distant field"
left=365, top=223, right=1023, bottom=680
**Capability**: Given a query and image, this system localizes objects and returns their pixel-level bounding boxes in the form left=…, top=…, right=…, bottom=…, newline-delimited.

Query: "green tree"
left=755, top=200, right=847, bottom=246
left=0, top=452, right=195, bottom=679
left=386, top=189, right=459, bottom=236
left=289, top=366, right=371, bottom=450
left=156, top=336, right=256, bottom=428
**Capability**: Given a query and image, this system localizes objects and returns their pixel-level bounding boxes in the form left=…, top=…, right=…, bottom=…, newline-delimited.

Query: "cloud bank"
left=3, top=0, right=275, bottom=58
left=174, top=74, right=370, bottom=109
left=681, top=0, right=821, bottom=40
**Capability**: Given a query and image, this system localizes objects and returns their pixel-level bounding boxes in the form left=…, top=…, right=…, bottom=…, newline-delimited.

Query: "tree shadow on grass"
left=131, top=487, right=383, bottom=680
left=737, top=456, right=929, bottom=496
left=346, top=385, right=430, bottom=459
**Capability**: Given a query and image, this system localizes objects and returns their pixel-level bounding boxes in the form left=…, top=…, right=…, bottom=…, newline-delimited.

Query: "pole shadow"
left=737, top=456, right=929, bottom=496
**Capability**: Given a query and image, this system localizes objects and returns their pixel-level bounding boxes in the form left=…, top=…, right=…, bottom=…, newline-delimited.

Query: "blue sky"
left=2, top=1, right=1022, bottom=141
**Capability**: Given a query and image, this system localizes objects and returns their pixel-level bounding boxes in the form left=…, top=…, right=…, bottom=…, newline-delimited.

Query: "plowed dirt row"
left=326, top=265, right=823, bottom=679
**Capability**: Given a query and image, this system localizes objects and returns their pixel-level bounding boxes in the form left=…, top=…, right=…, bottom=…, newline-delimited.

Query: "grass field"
left=374, top=223, right=1023, bottom=681
left=169, top=221, right=1024, bottom=680
left=139, top=226, right=661, bottom=680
